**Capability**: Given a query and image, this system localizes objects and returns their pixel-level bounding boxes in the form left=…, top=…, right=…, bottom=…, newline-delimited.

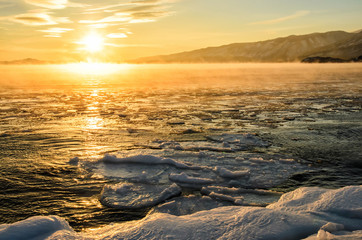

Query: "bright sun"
left=81, top=33, right=104, bottom=53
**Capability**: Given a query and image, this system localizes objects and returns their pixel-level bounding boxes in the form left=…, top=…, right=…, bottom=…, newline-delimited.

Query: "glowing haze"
left=0, top=0, right=361, bottom=62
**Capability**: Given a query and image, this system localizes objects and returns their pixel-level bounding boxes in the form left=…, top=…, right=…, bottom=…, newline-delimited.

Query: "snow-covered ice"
left=0, top=216, right=73, bottom=240
left=1, top=186, right=361, bottom=240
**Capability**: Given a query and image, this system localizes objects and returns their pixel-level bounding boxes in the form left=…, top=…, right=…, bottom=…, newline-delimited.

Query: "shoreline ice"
left=1, top=186, right=361, bottom=240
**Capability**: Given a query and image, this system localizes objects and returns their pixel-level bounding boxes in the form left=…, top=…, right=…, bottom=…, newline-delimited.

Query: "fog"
left=0, top=63, right=361, bottom=90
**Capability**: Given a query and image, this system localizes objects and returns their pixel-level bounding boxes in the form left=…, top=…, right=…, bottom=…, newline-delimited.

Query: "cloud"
left=11, top=11, right=72, bottom=25
left=38, top=27, right=73, bottom=33
left=80, top=3, right=172, bottom=26
left=38, top=27, right=73, bottom=37
left=0, top=1, right=14, bottom=9
left=107, top=33, right=128, bottom=38
left=249, top=10, right=310, bottom=25
left=79, top=13, right=131, bottom=24
left=25, top=0, right=87, bottom=9
left=25, top=0, right=68, bottom=9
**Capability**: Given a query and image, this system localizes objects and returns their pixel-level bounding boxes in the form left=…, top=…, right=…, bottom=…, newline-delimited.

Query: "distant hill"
left=131, top=30, right=362, bottom=63
left=0, top=58, right=50, bottom=65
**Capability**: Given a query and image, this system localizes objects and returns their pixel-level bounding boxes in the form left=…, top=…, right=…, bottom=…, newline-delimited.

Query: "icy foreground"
left=1, top=186, right=361, bottom=240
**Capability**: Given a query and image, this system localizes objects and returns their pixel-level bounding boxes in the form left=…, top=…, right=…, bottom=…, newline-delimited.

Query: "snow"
left=100, top=183, right=181, bottom=209
left=1, top=186, right=361, bottom=240
left=267, top=185, right=362, bottom=213
left=0, top=216, right=72, bottom=240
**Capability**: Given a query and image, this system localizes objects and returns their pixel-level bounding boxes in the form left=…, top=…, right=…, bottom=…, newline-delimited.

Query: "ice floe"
left=79, top=147, right=309, bottom=189
left=100, top=183, right=181, bottom=209
left=1, top=186, right=361, bottom=240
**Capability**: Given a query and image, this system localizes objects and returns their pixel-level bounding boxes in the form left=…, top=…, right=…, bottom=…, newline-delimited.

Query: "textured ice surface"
left=84, top=149, right=309, bottom=189
left=151, top=195, right=232, bottom=216
left=1, top=186, right=361, bottom=240
left=100, top=183, right=181, bottom=209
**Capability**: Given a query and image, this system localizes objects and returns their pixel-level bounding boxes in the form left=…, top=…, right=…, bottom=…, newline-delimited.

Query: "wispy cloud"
left=249, top=10, right=310, bottom=25
left=38, top=27, right=73, bottom=37
left=107, top=33, right=128, bottom=39
left=11, top=11, right=72, bottom=25
left=0, top=1, right=14, bottom=9
left=25, top=0, right=68, bottom=9
left=1, top=0, right=177, bottom=41
left=25, top=0, right=87, bottom=9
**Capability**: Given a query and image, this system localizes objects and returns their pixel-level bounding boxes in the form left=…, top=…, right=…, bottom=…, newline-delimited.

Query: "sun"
left=81, top=33, right=104, bottom=53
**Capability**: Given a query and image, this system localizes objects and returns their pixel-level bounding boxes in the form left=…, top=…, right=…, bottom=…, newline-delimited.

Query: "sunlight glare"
left=81, top=33, right=104, bottom=53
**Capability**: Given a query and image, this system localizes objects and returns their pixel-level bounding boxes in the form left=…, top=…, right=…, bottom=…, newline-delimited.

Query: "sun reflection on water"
left=85, top=116, right=103, bottom=130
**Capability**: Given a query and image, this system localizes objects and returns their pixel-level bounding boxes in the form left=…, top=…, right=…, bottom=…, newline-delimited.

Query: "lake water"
left=0, top=63, right=361, bottom=230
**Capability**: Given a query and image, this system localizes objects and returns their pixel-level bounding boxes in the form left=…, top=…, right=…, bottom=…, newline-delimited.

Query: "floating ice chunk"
left=68, top=157, right=79, bottom=165
left=100, top=183, right=181, bottom=209
left=201, top=186, right=281, bottom=206
left=159, top=141, right=184, bottom=150
left=151, top=195, right=232, bottom=216
left=207, top=191, right=244, bottom=205
left=0, top=216, right=72, bottom=240
left=169, top=172, right=215, bottom=188
left=214, top=166, right=250, bottom=179
left=207, top=133, right=270, bottom=148
left=303, top=223, right=361, bottom=240
left=101, top=154, right=201, bottom=170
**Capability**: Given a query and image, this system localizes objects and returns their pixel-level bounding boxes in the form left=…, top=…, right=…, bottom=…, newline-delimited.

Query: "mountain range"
left=131, top=30, right=362, bottom=63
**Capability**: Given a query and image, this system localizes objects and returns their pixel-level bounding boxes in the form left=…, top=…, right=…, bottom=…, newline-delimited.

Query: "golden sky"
left=0, top=0, right=361, bottom=62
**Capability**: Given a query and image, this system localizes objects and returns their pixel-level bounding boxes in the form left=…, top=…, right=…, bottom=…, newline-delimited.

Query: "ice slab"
left=100, top=182, right=181, bottom=209
left=169, top=172, right=215, bottom=188
left=101, top=154, right=202, bottom=170
left=79, top=149, right=309, bottom=188
left=201, top=186, right=282, bottom=206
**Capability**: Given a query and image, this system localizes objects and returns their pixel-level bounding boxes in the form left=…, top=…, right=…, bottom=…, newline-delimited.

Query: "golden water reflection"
left=85, top=117, right=103, bottom=130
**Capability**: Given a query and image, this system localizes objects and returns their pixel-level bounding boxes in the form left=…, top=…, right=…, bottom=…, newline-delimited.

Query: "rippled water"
left=0, top=63, right=361, bottom=230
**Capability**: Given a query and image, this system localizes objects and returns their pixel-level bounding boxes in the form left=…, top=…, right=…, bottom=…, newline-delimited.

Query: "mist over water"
left=0, top=63, right=361, bottom=230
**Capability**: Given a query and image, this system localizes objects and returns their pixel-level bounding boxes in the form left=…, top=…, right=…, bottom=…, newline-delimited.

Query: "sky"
left=0, top=0, right=361, bottom=62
